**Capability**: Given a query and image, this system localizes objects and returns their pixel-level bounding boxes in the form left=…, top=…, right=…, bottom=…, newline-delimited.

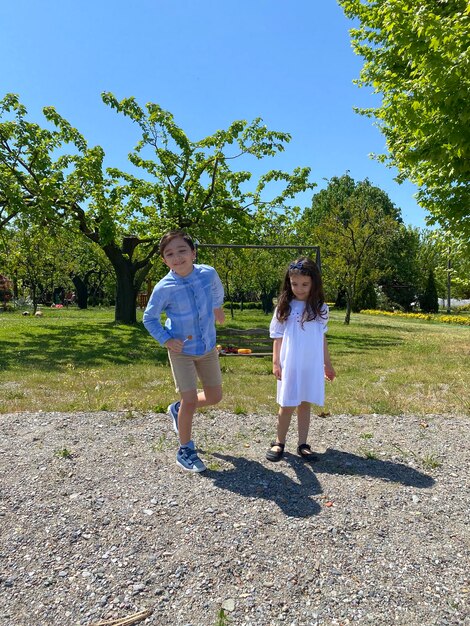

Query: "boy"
left=143, top=230, right=225, bottom=472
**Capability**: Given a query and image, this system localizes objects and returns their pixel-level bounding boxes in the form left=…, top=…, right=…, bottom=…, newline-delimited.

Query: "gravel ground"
left=0, top=409, right=469, bottom=626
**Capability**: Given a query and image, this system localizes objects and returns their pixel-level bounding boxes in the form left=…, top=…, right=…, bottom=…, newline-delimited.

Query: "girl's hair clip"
left=289, top=261, right=304, bottom=270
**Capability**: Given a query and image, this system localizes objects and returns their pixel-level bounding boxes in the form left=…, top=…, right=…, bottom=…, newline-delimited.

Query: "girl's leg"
left=297, top=401, right=311, bottom=446
left=266, top=406, right=295, bottom=461
left=275, top=406, right=296, bottom=446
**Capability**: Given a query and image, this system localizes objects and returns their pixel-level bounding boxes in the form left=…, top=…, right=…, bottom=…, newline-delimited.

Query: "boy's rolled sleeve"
left=212, top=270, right=224, bottom=308
left=143, top=289, right=172, bottom=347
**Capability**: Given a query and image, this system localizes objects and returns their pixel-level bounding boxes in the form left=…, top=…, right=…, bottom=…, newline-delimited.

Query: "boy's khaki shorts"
left=167, top=347, right=222, bottom=393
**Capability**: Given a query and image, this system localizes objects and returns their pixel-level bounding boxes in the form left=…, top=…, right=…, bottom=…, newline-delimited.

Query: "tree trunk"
left=71, top=275, right=88, bottom=309
left=96, top=237, right=155, bottom=324
left=105, top=242, right=142, bottom=324
left=261, top=289, right=276, bottom=314
left=222, top=272, right=233, bottom=319
left=31, top=284, right=38, bottom=314
left=115, top=269, right=138, bottom=324
left=344, top=298, right=352, bottom=325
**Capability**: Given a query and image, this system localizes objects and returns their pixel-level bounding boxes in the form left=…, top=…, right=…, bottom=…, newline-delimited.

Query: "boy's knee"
left=207, top=387, right=223, bottom=405
left=180, top=392, right=198, bottom=411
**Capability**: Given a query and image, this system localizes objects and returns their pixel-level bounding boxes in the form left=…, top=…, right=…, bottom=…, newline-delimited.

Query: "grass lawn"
left=0, top=306, right=468, bottom=416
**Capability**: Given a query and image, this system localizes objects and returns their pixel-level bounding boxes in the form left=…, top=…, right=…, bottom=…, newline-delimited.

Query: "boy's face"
left=161, top=237, right=196, bottom=277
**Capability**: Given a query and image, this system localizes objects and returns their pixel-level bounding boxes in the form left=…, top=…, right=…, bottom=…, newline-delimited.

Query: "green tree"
left=64, top=236, right=114, bottom=309
left=0, top=93, right=314, bottom=323
left=418, top=228, right=470, bottom=308
left=379, top=225, right=421, bottom=311
left=420, top=268, right=439, bottom=313
left=306, top=175, right=400, bottom=323
left=6, top=221, right=73, bottom=312
left=339, top=0, right=470, bottom=238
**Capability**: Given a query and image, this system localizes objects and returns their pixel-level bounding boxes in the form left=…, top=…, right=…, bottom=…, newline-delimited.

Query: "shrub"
left=223, top=301, right=263, bottom=310
left=360, top=309, right=470, bottom=326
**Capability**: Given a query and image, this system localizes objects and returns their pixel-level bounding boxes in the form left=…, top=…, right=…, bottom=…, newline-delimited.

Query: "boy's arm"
left=142, top=288, right=173, bottom=347
left=214, top=307, right=225, bottom=324
left=211, top=268, right=224, bottom=307
left=273, top=337, right=283, bottom=379
left=324, top=336, right=336, bottom=381
left=212, top=268, right=225, bottom=324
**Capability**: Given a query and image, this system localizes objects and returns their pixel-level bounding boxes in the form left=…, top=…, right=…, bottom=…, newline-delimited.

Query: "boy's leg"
left=178, top=389, right=198, bottom=446
left=196, top=384, right=223, bottom=407
left=166, top=351, right=208, bottom=472
left=167, top=351, right=198, bottom=445
left=178, top=384, right=222, bottom=445
left=194, top=348, right=223, bottom=408
left=297, top=401, right=311, bottom=446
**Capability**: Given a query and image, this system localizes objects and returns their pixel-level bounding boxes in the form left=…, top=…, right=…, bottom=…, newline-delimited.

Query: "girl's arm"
left=323, top=336, right=336, bottom=381
left=273, top=337, right=283, bottom=380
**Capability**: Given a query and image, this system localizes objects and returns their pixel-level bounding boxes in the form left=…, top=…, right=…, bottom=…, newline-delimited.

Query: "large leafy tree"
left=0, top=93, right=314, bottom=323
left=378, top=225, right=421, bottom=311
left=303, top=174, right=401, bottom=323
left=339, top=0, right=470, bottom=237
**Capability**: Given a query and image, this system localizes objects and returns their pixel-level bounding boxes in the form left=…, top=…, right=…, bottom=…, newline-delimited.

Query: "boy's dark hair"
left=276, top=257, right=326, bottom=324
left=159, top=230, right=195, bottom=256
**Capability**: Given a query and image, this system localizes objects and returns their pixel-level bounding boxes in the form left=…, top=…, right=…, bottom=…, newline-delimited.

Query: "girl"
left=266, top=257, right=336, bottom=462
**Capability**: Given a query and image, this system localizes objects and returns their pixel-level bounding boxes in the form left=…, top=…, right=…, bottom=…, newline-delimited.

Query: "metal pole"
left=447, top=248, right=451, bottom=314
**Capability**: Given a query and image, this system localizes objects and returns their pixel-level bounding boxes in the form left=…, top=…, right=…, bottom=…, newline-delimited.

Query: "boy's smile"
left=162, top=237, right=196, bottom=277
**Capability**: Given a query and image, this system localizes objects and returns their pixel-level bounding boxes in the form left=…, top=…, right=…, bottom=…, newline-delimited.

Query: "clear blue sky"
left=1, top=0, right=429, bottom=229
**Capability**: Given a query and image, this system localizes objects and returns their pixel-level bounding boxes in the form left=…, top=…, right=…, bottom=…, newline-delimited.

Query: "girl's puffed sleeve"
left=269, top=308, right=285, bottom=338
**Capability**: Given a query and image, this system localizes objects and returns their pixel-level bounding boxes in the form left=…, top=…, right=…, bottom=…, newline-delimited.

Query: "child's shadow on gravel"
left=204, top=452, right=322, bottom=518
left=312, top=448, right=435, bottom=488
left=203, top=449, right=434, bottom=518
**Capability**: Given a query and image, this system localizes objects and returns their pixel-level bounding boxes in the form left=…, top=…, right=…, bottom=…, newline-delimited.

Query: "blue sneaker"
left=167, top=401, right=180, bottom=434
left=176, top=446, right=206, bottom=473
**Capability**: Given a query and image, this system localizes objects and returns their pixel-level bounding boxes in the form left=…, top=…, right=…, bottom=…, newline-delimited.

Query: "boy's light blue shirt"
left=143, top=263, right=224, bottom=356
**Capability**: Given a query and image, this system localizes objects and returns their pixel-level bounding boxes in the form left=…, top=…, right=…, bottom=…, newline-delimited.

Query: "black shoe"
left=266, top=442, right=285, bottom=462
left=297, top=443, right=317, bottom=461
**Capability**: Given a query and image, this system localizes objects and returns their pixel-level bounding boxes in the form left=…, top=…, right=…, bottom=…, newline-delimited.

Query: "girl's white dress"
left=270, top=300, right=329, bottom=407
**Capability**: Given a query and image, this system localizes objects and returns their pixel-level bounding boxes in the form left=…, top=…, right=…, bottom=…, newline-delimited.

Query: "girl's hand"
left=325, top=364, right=336, bottom=381
left=273, top=363, right=282, bottom=380
left=165, top=338, right=184, bottom=353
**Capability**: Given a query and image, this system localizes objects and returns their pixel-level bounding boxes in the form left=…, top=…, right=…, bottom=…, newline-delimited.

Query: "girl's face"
left=290, top=274, right=312, bottom=301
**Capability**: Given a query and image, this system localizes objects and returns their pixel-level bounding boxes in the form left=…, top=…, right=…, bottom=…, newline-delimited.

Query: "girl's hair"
left=276, top=257, right=326, bottom=324
left=159, top=230, right=195, bottom=256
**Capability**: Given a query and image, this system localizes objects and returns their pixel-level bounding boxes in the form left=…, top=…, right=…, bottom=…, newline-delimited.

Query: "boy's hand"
left=214, top=308, right=225, bottom=324
left=165, top=338, right=184, bottom=353
left=325, top=364, right=336, bottom=381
